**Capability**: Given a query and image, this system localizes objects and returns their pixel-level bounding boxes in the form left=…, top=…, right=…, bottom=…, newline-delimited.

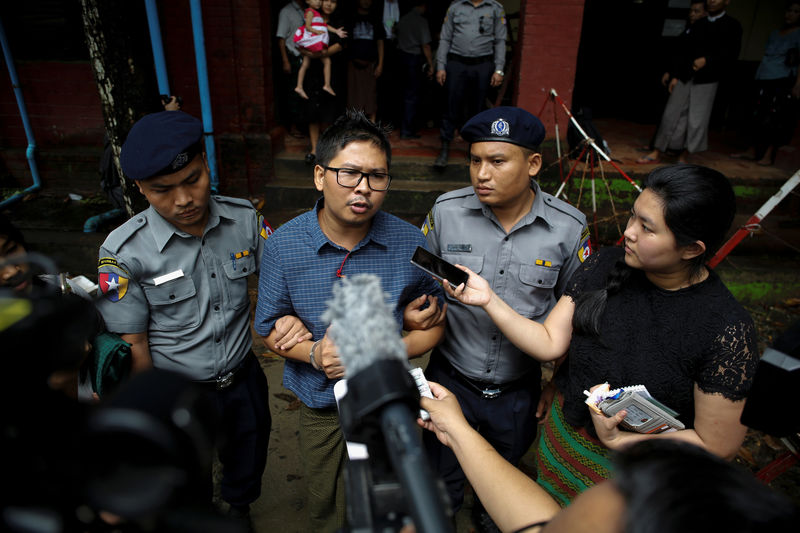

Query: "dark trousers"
left=440, top=59, right=495, bottom=141
left=751, top=77, right=799, bottom=160
left=213, top=352, right=271, bottom=508
left=399, top=50, right=424, bottom=136
left=423, top=353, right=540, bottom=510
left=277, top=53, right=305, bottom=131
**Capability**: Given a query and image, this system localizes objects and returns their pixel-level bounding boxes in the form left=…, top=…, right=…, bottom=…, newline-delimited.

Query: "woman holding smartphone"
left=442, top=164, right=759, bottom=505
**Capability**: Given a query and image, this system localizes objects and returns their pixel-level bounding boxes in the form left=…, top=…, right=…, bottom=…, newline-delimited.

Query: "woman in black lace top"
left=442, top=164, right=759, bottom=504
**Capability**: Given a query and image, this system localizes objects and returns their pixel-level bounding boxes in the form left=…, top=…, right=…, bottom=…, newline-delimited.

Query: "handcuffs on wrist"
left=309, top=339, right=324, bottom=372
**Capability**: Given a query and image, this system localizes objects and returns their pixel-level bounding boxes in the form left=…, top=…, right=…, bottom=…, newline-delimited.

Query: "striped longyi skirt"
left=536, top=394, right=613, bottom=506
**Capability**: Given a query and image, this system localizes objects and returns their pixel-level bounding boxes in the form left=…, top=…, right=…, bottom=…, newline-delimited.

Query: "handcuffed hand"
left=403, top=294, right=448, bottom=331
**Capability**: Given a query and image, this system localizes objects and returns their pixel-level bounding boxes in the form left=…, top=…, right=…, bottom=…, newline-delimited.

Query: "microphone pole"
left=326, top=274, right=453, bottom=533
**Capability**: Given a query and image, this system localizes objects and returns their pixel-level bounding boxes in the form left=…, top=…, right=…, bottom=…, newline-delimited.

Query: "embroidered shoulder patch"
left=99, top=272, right=129, bottom=302
left=259, top=215, right=274, bottom=240
left=421, top=210, right=435, bottom=236
left=98, top=256, right=128, bottom=274
left=578, top=229, right=592, bottom=263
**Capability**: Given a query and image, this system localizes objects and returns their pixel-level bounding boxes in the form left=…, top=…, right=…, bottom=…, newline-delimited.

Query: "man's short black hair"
left=316, top=108, right=392, bottom=169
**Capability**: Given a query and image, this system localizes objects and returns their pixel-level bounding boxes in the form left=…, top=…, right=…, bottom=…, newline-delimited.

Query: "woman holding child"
left=441, top=164, right=759, bottom=505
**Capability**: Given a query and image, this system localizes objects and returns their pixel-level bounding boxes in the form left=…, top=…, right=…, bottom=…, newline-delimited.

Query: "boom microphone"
left=324, top=274, right=453, bottom=533
left=324, top=273, right=408, bottom=377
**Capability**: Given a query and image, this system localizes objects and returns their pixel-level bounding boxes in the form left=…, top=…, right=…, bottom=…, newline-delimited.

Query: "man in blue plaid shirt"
left=254, top=108, right=446, bottom=532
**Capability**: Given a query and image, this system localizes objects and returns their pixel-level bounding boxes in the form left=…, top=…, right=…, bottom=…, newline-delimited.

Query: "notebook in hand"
left=585, top=384, right=685, bottom=434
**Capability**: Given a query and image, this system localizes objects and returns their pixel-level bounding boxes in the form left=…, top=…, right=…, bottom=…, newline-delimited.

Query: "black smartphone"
left=410, top=246, right=469, bottom=289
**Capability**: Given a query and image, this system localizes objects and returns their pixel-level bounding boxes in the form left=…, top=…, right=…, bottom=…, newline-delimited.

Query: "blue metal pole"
left=83, top=208, right=125, bottom=233
left=144, top=0, right=171, bottom=96
left=189, top=0, right=219, bottom=193
left=0, top=15, right=42, bottom=209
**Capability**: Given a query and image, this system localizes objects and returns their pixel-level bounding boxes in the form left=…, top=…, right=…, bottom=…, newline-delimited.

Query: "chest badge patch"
left=231, top=249, right=251, bottom=270
left=99, top=272, right=128, bottom=302
left=535, top=259, right=553, bottom=267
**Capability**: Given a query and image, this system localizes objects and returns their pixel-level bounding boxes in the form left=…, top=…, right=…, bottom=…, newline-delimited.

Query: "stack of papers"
left=584, top=383, right=685, bottom=434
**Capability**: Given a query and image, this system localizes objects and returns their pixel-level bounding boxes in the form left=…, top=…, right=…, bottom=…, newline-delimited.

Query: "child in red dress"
left=294, top=0, right=347, bottom=99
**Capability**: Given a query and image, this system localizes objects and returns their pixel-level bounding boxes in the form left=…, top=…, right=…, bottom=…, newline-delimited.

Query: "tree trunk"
left=79, top=0, right=155, bottom=218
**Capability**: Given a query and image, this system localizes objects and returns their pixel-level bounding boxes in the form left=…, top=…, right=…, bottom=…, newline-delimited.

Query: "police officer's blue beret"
left=460, top=106, right=545, bottom=151
left=120, top=111, right=204, bottom=181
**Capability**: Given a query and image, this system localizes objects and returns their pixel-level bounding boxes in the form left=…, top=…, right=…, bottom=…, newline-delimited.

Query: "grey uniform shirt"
left=422, top=181, right=590, bottom=384
left=276, top=0, right=305, bottom=57
left=397, top=9, right=431, bottom=56
left=435, top=0, right=507, bottom=71
left=96, top=196, right=266, bottom=381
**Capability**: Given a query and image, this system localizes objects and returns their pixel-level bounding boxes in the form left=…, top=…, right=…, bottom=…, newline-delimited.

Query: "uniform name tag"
left=447, top=244, right=472, bottom=253
left=153, top=269, right=184, bottom=286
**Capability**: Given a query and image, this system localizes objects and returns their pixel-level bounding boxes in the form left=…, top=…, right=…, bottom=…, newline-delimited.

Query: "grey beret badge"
left=171, top=152, right=189, bottom=171
left=490, top=118, right=510, bottom=137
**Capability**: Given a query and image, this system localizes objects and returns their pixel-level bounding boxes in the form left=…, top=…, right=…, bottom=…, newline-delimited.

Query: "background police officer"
left=434, top=0, right=507, bottom=169
left=95, top=111, right=308, bottom=520
left=419, top=107, right=590, bottom=532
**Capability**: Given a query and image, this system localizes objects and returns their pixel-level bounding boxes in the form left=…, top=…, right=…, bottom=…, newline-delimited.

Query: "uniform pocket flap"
left=223, top=254, right=255, bottom=280
left=144, top=277, right=197, bottom=305
left=443, top=253, right=484, bottom=274
left=519, top=264, right=560, bottom=289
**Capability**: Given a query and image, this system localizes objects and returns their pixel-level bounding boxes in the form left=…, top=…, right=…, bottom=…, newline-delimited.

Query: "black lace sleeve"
left=696, top=313, right=759, bottom=401
left=564, top=247, right=622, bottom=301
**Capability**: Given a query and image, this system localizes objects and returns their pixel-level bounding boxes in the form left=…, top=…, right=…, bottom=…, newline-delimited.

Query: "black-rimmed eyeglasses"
left=324, top=166, right=392, bottom=191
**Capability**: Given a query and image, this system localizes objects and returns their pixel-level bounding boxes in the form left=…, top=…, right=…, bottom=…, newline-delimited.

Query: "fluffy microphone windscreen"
left=322, top=273, right=409, bottom=377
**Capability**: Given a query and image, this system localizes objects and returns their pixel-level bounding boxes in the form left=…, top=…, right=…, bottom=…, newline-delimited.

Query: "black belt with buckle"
left=455, top=373, right=514, bottom=399
left=447, top=53, right=493, bottom=66
left=195, top=354, right=251, bottom=391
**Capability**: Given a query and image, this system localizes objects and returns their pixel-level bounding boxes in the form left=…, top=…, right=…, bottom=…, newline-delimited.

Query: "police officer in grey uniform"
left=434, top=0, right=507, bottom=169
left=95, top=111, right=308, bottom=519
left=419, top=107, right=590, bottom=532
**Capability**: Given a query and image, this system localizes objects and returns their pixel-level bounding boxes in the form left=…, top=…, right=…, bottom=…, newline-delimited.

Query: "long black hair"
left=572, top=164, right=736, bottom=336
left=614, top=440, right=799, bottom=533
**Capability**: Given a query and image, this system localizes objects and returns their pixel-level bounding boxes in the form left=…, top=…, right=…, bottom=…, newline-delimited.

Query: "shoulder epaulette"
left=213, top=195, right=256, bottom=210
left=541, top=192, right=587, bottom=226
left=434, top=186, right=474, bottom=205
left=102, top=214, right=148, bottom=254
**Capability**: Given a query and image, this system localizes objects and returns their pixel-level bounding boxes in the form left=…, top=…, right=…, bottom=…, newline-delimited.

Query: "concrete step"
left=273, top=151, right=470, bottom=182
left=263, top=176, right=467, bottom=225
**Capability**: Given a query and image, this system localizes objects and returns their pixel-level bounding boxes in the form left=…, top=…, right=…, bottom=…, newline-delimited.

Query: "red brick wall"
left=161, top=0, right=272, bottom=133
left=1, top=1, right=277, bottom=195
left=160, top=0, right=275, bottom=194
left=0, top=62, right=104, bottom=147
left=514, top=0, right=585, bottom=138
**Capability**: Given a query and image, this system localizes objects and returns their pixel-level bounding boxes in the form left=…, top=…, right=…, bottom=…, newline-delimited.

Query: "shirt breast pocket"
left=222, top=253, right=255, bottom=311
left=453, top=12, right=471, bottom=27
left=442, top=253, right=483, bottom=300
left=515, top=264, right=561, bottom=318
left=144, top=277, right=201, bottom=331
